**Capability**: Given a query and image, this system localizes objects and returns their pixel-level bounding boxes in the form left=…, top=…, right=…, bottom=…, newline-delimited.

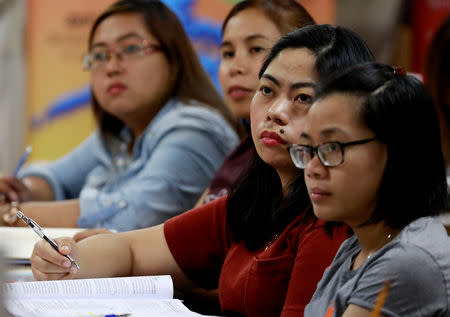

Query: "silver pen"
left=16, top=210, right=80, bottom=269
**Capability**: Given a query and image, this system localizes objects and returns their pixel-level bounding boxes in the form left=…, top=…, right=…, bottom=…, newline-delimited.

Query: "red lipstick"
left=259, top=130, right=287, bottom=146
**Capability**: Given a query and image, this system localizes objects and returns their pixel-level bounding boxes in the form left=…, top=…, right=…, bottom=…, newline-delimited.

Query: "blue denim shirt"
left=19, top=99, right=239, bottom=231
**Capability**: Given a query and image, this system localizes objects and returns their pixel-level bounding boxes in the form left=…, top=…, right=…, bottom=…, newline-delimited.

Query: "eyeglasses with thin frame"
left=288, top=137, right=377, bottom=169
left=83, top=39, right=162, bottom=70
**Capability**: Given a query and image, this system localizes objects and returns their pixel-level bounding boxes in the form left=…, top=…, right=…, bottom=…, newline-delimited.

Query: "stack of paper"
left=3, top=275, right=220, bottom=317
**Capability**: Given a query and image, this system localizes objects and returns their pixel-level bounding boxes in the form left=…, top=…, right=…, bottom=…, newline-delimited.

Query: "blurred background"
left=0, top=0, right=449, bottom=172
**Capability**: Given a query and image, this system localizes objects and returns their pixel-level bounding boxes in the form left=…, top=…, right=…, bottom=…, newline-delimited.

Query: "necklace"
left=366, top=233, right=392, bottom=260
left=264, top=233, right=280, bottom=251
left=352, top=232, right=393, bottom=268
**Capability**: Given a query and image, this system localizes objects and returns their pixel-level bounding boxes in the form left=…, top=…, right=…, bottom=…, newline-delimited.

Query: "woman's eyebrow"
left=116, top=32, right=143, bottom=42
left=261, top=74, right=280, bottom=86
left=320, top=127, right=342, bottom=136
left=300, top=132, right=311, bottom=140
left=219, top=41, right=232, bottom=49
left=245, top=34, right=268, bottom=42
left=91, top=32, right=143, bottom=48
left=221, top=34, right=268, bottom=49
left=291, top=82, right=316, bottom=90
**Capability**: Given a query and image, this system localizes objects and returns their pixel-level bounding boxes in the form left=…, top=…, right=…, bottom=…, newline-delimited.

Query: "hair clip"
left=393, top=66, right=406, bottom=76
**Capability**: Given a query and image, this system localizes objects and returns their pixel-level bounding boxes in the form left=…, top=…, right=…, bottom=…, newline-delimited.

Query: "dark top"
left=204, top=136, right=255, bottom=204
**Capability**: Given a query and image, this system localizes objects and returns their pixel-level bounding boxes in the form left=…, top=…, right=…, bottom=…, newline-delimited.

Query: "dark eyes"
left=91, top=43, right=142, bottom=62
left=260, top=86, right=273, bottom=96
left=93, top=52, right=108, bottom=61
left=321, top=143, right=339, bottom=153
left=259, top=88, right=313, bottom=104
left=123, top=44, right=140, bottom=54
left=221, top=50, right=233, bottom=59
left=221, top=46, right=266, bottom=59
left=250, top=46, right=265, bottom=54
left=296, top=93, right=313, bottom=104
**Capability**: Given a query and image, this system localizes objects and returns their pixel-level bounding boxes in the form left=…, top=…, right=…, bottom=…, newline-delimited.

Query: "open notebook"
left=0, top=227, right=85, bottom=264
left=3, top=275, right=219, bottom=317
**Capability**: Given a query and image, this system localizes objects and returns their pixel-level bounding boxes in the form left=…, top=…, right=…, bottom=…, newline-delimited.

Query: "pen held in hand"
left=15, top=210, right=80, bottom=269
left=13, top=146, right=32, bottom=177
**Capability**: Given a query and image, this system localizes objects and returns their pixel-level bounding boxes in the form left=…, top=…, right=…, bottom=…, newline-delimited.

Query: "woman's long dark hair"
left=88, top=0, right=238, bottom=137
left=227, top=25, right=374, bottom=250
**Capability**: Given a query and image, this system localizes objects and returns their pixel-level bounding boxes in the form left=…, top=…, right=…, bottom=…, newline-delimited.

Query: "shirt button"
left=119, top=200, right=128, bottom=208
left=103, top=199, right=111, bottom=206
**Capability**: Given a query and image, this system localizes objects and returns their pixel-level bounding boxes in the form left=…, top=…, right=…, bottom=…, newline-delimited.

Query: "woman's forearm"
left=23, top=176, right=55, bottom=201
left=75, top=232, right=134, bottom=279
left=19, top=199, right=81, bottom=227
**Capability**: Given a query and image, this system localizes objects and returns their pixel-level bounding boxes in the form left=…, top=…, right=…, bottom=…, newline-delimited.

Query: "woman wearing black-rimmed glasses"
left=295, top=63, right=450, bottom=317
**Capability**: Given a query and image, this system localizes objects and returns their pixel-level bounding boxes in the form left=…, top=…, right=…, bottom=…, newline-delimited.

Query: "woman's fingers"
left=4, top=176, right=31, bottom=202
left=31, top=238, right=78, bottom=280
left=0, top=177, right=18, bottom=202
left=0, top=175, right=31, bottom=202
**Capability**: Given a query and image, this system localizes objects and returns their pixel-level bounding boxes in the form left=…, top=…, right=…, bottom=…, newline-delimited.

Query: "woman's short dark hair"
left=227, top=25, right=374, bottom=250
left=88, top=0, right=237, bottom=136
left=314, top=62, right=447, bottom=228
left=222, top=0, right=315, bottom=36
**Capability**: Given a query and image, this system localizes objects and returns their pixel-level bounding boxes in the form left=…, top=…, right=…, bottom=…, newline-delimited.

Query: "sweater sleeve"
left=164, top=196, right=230, bottom=289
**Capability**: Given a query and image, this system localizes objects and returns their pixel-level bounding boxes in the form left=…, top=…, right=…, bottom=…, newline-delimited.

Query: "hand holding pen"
left=1, top=146, right=33, bottom=225
left=15, top=210, right=81, bottom=278
left=0, top=146, right=32, bottom=203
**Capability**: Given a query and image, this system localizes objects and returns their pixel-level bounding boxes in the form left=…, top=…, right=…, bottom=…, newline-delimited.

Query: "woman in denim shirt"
left=0, top=0, right=239, bottom=230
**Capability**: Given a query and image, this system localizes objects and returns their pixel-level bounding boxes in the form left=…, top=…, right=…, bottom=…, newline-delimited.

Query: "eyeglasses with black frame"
left=83, top=39, right=161, bottom=70
left=288, top=137, right=377, bottom=169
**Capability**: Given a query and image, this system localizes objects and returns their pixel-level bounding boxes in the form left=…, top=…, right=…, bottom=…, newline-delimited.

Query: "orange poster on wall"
left=26, top=0, right=115, bottom=161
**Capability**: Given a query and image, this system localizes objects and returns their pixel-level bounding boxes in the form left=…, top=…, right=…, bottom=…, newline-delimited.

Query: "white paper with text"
left=5, top=298, right=204, bottom=317
left=2, top=275, right=223, bottom=317
left=4, top=275, right=173, bottom=299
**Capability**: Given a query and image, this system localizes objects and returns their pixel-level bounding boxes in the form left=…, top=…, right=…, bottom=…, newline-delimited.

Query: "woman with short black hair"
left=295, top=62, right=449, bottom=316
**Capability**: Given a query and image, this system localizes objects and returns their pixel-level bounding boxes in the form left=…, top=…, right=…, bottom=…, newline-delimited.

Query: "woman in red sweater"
left=195, top=0, right=315, bottom=206
left=30, top=25, right=374, bottom=317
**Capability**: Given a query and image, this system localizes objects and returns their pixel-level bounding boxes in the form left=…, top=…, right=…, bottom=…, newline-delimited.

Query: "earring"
left=280, top=129, right=285, bottom=134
